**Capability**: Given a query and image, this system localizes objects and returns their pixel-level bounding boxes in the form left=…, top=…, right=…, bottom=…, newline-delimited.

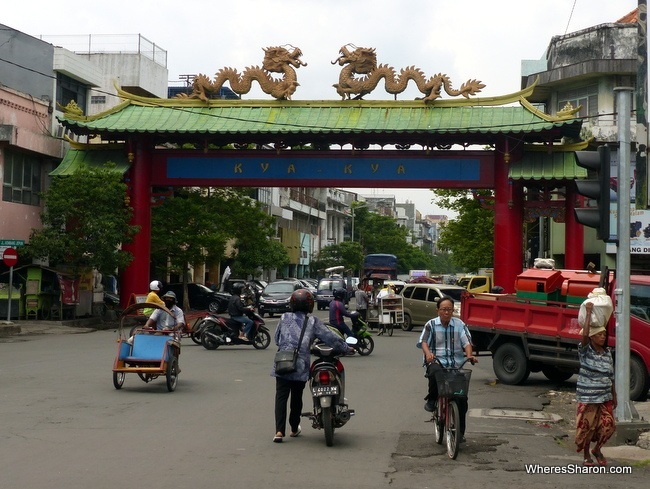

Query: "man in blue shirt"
left=417, top=296, right=476, bottom=441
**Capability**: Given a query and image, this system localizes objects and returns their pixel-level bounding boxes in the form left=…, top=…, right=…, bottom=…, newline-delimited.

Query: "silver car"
left=400, top=283, right=466, bottom=331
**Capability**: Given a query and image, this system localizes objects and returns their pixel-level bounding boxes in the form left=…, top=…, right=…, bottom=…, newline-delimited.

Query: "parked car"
left=258, top=280, right=304, bottom=317
left=316, top=277, right=347, bottom=310
left=161, top=283, right=229, bottom=313
left=400, top=283, right=466, bottom=330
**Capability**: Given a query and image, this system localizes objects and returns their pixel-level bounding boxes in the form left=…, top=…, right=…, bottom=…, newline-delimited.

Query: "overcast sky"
left=3, top=0, right=637, bottom=216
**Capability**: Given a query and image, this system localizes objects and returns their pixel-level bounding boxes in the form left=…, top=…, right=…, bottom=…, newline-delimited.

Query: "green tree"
left=433, top=189, right=494, bottom=271
left=312, top=241, right=364, bottom=275
left=24, top=163, right=138, bottom=276
left=151, top=188, right=289, bottom=305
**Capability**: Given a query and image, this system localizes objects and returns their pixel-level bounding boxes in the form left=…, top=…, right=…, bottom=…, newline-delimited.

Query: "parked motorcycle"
left=198, top=308, right=270, bottom=350
left=302, top=337, right=357, bottom=447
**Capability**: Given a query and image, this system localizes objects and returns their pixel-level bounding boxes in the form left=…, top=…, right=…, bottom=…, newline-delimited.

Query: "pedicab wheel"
left=253, top=329, right=271, bottom=350
left=356, top=336, right=374, bottom=356
left=432, top=403, right=444, bottom=445
left=323, top=406, right=335, bottom=447
left=113, top=371, right=125, bottom=389
left=166, top=357, right=179, bottom=392
left=446, top=400, right=460, bottom=459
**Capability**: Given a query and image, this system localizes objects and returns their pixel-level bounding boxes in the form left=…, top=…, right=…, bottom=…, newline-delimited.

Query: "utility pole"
left=614, top=87, right=634, bottom=422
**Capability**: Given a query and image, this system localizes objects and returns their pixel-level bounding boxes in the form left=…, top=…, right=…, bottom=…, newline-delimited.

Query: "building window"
left=90, top=95, right=106, bottom=104
left=56, top=73, right=88, bottom=112
left=2, top=150, right=42, bottom=206
left=557, top=85, right=598, bottom=119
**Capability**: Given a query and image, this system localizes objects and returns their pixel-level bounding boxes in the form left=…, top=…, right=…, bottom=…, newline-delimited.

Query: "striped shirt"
left=576, top=343, right=614, bottom=403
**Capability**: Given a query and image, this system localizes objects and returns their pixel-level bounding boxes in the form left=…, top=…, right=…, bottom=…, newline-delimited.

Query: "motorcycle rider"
left=228, top=282, right=253, bottom=341
left=272, top=289, right=350, bottom=443
left=328, top=287, right=357, bottom=338
left=144, top=290, right=186, bottom=332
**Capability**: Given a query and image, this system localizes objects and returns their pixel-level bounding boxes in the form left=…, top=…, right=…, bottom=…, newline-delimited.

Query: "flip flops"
left=290, top=426, right=301, bottom=437
left=592, top=450, right=607, bottom=466
left=273, top=432, right=284, bottom=443
left=582, top=458, right=595, bottom=467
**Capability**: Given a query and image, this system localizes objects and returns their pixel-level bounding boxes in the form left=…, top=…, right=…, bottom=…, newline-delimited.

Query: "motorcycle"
left=350, top=312, right=375, bottom=356
left=328, top=312, right=374, bottom=356
left=302, top=337, right=357, bottom=447
left=198, top=308, right=271, bottom=350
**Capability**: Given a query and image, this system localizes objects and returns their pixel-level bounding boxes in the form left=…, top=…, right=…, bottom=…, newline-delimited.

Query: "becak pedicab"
left=112, top=302, right=181, bottom=392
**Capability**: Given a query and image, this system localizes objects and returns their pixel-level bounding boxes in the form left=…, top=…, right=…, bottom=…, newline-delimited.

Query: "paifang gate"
left=57, top=83, right=586, bottom=307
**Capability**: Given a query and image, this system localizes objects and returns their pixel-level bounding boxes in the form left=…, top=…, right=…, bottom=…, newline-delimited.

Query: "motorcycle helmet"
left=290, top=289, right=315, bottom=313
left=231, top=282, right=245, bottom=295
left=333, top=288, right=347, bottom=301
left=149, top=280, right=162, bottom=291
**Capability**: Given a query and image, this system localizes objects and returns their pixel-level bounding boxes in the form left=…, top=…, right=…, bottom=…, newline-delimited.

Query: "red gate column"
left=564, top=184, right=584, bottom=269
left=120, top=141, right=152, bottom=308
left=493, top=143, right=523, bottom=293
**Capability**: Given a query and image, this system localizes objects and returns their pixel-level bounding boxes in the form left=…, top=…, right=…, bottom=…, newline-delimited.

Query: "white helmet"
left=149, top=280, right=161, bottom=291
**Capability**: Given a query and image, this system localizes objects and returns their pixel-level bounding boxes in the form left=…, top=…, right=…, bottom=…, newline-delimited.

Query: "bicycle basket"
left=434, top=369, right=472, bottom=398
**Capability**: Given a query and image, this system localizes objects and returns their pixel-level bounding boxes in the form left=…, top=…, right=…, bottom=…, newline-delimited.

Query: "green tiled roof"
left=509, top=151, right=587, bottom=180
left=50, top=148, right=130, bottom=176
left=58, top=90, right=582, bottom=147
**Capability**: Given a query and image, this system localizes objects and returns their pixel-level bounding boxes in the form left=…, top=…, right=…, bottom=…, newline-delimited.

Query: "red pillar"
left=120, top=141, right=152, bottom=308
left=564, top=184, right=584, bottom=269
left=493, top=142, right=524, bottom=293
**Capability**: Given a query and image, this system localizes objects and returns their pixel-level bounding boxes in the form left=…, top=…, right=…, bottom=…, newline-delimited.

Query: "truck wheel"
left=541, top=366, right=574, bottom=383
left=402, top=313, right=413, bottom=331
left=493, top=343, right=530, bottom=385
left=630, top=355, right=650, bottom=401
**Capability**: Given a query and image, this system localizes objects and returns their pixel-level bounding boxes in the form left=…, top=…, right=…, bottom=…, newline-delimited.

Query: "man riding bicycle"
left=417, top=296, right=477, bottom=442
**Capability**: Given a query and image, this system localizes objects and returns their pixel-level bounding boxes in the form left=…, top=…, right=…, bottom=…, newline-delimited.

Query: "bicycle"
left=428, top=357, right=473, bottom=459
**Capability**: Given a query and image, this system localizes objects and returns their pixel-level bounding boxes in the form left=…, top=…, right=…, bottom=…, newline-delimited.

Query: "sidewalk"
left=602, top=400, right=650, bottom=462
left=0, top=317, right=109, bottom=337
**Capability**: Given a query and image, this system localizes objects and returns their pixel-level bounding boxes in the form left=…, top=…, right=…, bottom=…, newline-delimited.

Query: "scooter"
left=302, top=337, right=357, bottom=447
left=350, top=313, right=375, bottom=356
left=328, top=312, right=375, bottom=356
left=198, top=308, right=271, bottom=350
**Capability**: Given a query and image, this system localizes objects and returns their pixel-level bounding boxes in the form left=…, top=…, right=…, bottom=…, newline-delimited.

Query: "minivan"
left=316, top=277, right=347, bottom=310
left=400, top=283, right=466, bottom=330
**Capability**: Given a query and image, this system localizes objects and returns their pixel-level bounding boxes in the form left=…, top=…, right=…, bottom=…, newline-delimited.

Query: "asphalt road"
left=1, top=311, right=648, bottom=488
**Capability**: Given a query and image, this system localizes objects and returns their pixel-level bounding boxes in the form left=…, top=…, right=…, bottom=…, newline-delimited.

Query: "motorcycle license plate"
left=312, top=385, right=339, bottom=396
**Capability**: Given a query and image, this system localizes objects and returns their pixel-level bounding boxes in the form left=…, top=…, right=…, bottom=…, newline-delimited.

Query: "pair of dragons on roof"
left=181, top=44, right=485, bottom=102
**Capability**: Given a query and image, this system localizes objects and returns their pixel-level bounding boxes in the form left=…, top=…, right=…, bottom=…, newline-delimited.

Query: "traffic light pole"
left=614, top=87, right=633, bottom=422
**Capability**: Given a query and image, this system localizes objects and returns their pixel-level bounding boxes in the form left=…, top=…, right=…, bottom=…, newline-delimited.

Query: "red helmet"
left=290, top=288, right=315, bottom=313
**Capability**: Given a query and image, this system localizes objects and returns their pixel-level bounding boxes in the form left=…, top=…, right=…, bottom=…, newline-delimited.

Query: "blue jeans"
left=231, top=315, right=253, bottom=335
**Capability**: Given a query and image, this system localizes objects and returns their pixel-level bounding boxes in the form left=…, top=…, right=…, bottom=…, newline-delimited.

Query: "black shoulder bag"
left=274, top=315, right=309, bottom=375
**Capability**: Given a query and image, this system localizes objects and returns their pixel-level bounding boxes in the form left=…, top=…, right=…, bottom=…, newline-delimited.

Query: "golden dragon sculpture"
left=332, top=44, right=486, bottom=101
left=180, top=45, right=307, bottom=101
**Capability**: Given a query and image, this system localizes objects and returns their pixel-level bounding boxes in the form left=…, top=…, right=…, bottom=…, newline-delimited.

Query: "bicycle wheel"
left=446, top=400, right=460, bottom=459
left=433, top=399, right=444, bottom=445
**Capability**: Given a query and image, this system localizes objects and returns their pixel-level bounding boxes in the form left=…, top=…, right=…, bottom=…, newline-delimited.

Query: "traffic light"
left=574, top=145, right=613, bottom=242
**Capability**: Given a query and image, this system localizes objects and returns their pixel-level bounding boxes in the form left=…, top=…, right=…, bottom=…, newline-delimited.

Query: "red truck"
left=461, top=268, right=650, bottom=401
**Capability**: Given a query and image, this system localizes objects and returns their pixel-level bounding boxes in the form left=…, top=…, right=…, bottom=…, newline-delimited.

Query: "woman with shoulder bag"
left=271, top=288, right=349, bottom=443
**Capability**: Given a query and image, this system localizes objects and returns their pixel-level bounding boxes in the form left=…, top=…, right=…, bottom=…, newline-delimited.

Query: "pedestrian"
left=417, top=296, right=476, bottom=442
left=575, top=301, right=616, bottom=467
left=272, top=289, right=350, bottom=443
left=354, top=281, right=369, bottom=322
